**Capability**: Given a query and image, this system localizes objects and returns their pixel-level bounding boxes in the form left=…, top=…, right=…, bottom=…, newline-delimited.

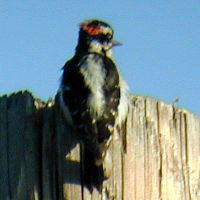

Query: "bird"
left=59, top=19, right=129, bottom=191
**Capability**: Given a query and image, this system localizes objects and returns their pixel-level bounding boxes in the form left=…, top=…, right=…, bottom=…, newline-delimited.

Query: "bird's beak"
left=111, top=39, right=122, bottom=47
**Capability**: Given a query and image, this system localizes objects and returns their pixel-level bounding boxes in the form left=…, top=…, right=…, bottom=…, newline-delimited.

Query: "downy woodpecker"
left=59, top=19, right=129, bottom=191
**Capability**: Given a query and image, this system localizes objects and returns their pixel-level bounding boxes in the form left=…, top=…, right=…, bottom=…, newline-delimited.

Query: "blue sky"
left=1, top=1, right=200, bottom=115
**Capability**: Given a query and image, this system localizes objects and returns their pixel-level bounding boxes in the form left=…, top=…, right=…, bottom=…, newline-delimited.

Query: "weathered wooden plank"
left=111, top=127, right=123, bottom=200
left=54, top=103, right=82, bottom=200
left=145, top=98, right=160, bottom=200
left=157, top=102, right=188, bottom=200
left=0, top=95, right=10, bottom=200
left=123, top=100, right=135, bottom=200
left=180, top=111, right=191, bottom=200
left=7, top=92, right=29, bottom=200
left=185, top=112, right=200, bottom=200
left=42, top=105, right=56, bottom=200
left=123, top=96, right=146, bottom=200
left=158, top=101, right=177, bottom=200
left=23, top=93, right=42, bottom=200
left=170, top=108, right=187, bottom=200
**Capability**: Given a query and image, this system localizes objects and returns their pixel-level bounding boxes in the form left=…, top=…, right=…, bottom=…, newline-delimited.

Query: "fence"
left=0, top=91, right=199, bottom=200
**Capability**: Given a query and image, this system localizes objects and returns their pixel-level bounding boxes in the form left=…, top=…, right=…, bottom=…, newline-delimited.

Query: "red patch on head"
left=79, top=20, right=101, bottom=36
left=79, top=23, right=100, bottom=36
left=83, top=26, right=101, bottom=36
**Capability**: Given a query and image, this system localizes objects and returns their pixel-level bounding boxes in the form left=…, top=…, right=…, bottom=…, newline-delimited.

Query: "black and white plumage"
left=59, top=19, right=129, bottom=191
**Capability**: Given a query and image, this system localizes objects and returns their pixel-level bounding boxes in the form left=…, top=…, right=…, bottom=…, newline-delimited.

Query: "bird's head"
left=76, top=19, right=121, bottom=57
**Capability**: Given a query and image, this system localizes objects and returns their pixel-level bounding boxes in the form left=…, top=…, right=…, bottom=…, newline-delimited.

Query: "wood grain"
left=0, top=91, right=199, bottom=200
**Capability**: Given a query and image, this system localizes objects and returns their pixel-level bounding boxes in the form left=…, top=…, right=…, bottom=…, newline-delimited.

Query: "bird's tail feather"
left=81, top=145, right=105, bottom=192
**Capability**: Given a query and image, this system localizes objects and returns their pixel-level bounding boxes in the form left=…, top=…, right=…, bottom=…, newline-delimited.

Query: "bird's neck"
left=75, top=40, right=113, bottom=58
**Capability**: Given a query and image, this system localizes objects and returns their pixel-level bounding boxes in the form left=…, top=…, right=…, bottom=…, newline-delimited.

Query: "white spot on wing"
left=63, top=86, right=71, bottom=91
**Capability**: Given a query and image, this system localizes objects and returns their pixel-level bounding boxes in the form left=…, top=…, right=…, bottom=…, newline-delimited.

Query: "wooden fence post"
left=0, top=91, right=199, bottom=200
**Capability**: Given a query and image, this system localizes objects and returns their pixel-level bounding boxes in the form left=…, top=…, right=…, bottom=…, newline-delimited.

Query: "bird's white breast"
left=80, top=54, right=106, bottom=117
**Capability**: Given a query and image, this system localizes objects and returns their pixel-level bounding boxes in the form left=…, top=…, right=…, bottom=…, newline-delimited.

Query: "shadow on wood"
left=0, top=91, right=199, bottom=200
